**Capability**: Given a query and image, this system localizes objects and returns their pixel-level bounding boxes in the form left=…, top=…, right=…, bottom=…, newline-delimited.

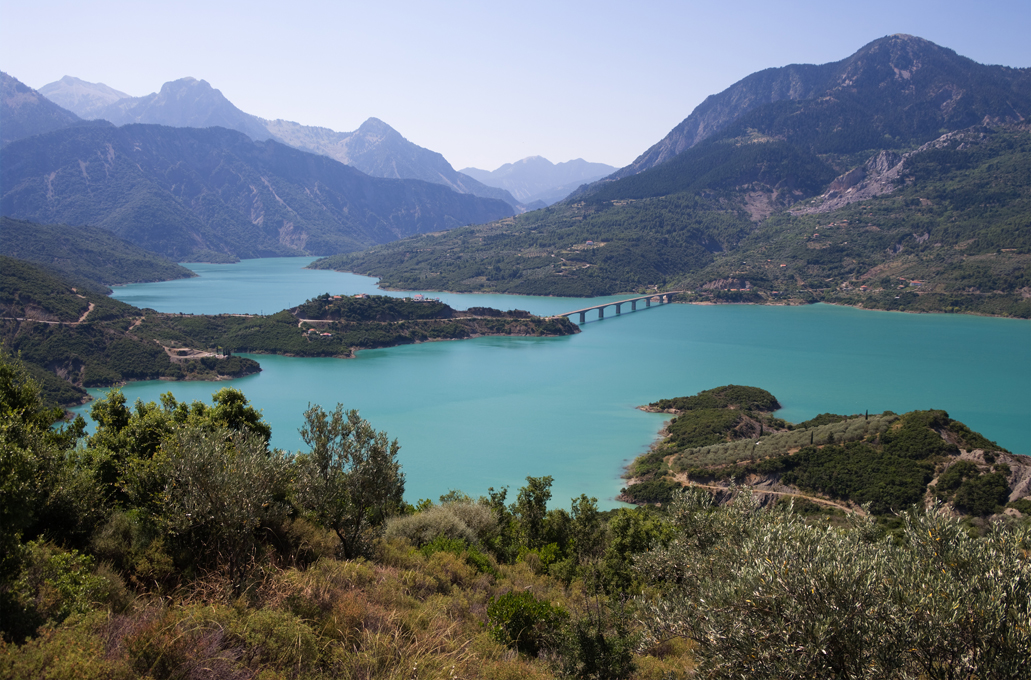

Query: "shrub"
left=419, top=535, right=498, bottom=576
left=384, top=501, right=498, bottom=551
left=953, top=471, right=1010, bottom=516
left=293, top=405, right=405, bottom=560
left=486, top=590, right=568, bottom=657
left=634, top=491, right=1031, bottom=678
left=8, top=541, right=121, bottom=637
left=558, top=600, right=637, bottom=680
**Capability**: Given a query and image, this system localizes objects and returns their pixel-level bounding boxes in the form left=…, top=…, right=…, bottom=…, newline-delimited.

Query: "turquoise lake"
left=77, top=257, right=1031, bottom=509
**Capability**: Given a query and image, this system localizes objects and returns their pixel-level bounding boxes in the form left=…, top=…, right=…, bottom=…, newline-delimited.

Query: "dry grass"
left=3, top=540, right=696, bottom=679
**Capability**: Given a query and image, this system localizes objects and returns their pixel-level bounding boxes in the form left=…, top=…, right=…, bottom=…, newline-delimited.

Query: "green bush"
left=620, top=477, right=682, bottom=504
left=881, top=410, right=959, bottom=459
left=383, top=501, right=497, bottom=549
left=650, top=385, right=780, bottom=412
left=8, top=541, right=122, bottom=637
left=953, top=471, right=1010, bottom=516
left=486, top=590, right=568, bottom=657
left=418, top=535, right=498, bottom=576
left=558, top=602, right=637, bottom=680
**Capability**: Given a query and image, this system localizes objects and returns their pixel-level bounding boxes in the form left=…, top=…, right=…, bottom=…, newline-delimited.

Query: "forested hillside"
left=623, top=385, right=1030, bottom=519
left=0, top=217, right=195, bottom=292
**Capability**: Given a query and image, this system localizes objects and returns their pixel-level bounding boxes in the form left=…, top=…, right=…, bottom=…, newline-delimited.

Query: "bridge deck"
left=551, top=291, right=685, bottom=319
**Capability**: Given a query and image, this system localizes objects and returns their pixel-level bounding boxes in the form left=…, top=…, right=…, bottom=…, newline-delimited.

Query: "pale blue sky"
left=2, top=0, right=1028, bottom=171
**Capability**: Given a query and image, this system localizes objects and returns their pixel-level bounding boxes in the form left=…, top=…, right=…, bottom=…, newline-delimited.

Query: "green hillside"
left=2, top=356, right=1028, bottom=676
left=316, top=125, right=1030, bottom=315
left=0, top=217, right=195, bottom=292
left=622, top=385, right=1027, bottom=519
left=0, top=257, right=260, bottom=405
left=312, top=37, right=1031, bottom=316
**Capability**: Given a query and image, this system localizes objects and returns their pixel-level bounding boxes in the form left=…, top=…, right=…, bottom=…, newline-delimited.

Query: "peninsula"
left=0, top=256, right=577, bottom=406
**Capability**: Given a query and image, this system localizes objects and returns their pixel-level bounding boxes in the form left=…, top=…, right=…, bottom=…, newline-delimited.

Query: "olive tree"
left=293, top=405, right=405, bottom=559
left=634, top=488, right=1031, bottom=679
left=159, top=426, right=290, bottom=587
left=514, top=475, right=553, bottom=550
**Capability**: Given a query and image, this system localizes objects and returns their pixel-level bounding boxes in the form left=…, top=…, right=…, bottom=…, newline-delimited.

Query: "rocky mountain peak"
left=604, top=35, right=1030, bottom=183
left=355, top=117, right=403, bottom=142
left=38, top=76, right=130, bottom=118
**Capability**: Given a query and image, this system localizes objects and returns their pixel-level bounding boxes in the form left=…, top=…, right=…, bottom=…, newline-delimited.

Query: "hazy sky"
left=2, top=0, right=1028, bottom=171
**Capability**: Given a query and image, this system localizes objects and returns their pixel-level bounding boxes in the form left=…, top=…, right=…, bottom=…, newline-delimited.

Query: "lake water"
left=77, top=257, right=1031, bottom=508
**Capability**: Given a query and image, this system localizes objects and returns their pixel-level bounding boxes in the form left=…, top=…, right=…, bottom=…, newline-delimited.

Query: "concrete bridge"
left=552, top=291, right=684, bottom=323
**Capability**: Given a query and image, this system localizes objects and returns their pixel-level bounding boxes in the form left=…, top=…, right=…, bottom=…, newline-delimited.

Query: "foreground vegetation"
left=2, top=355, right=1029, bottom=677
left=0, top=258, right=575, bottom=406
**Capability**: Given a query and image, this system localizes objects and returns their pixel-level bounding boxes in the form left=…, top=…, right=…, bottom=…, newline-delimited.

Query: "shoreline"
left=309, top=265, right=1028, bottom=320
left=62, top=323, right=575, bottom=408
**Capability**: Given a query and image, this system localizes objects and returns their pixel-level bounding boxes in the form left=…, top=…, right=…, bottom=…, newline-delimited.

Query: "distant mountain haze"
left=38, top=76, right=524, bottom=209
left=0, top=71, right=81, bottom=146
left=460, top=156, right=617, bottom=205
left=37, top=75, right=130, bottom=118
left=85, top=77, right=276, bottom=142
left=266, top=116, right=523, bottom=209
left=0, top=123, right=514, bottom=261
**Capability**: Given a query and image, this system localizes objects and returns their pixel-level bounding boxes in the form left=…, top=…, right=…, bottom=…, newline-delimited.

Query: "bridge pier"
left=631, top=300, right=637, bottom=311
left=615, top=303, right=622, bottom=315
left=646, top=298, right=651, bottom=308
left=579, top=311, right=586, bottom=323
left=598, top=307, right=605, bottom=319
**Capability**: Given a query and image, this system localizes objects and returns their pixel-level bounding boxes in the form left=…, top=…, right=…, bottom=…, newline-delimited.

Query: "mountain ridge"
left=38, top=75, right=130, bottom=118
left=602, top=34, right=1030, bottom=183
left=0, top=123, right=514, bottom=261
left=0, top=71, right=82, bottom=146
left=40, top=76, right=524, bottom=209
left=311, top=35, right=1031, bottom=317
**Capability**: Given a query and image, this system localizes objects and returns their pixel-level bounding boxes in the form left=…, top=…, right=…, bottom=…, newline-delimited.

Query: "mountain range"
left=0, top=118, right=513, bottom=261
left=4, top=35, right=1028, bottom=316
left=32, top=75, right=537, bottom=210
left=460, top=156, right=616, bottom=206
left=311, top=34, right=1031, bottom=317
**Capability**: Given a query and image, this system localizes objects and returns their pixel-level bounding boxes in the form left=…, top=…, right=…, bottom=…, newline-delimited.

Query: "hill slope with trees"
left=312, top=36, right=1031, bottom=316
left=622, top=385, right=1030, bottom=519
left=0, top=217, right=195, bottom=292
